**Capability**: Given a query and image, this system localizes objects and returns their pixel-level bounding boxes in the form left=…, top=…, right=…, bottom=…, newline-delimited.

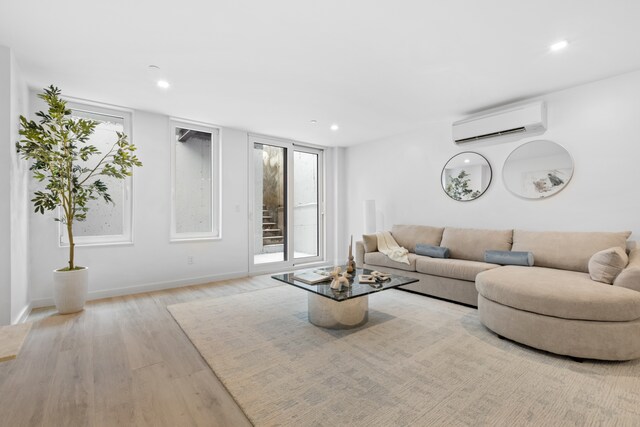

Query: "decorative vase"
left=53, top=266, right=89, bottom=314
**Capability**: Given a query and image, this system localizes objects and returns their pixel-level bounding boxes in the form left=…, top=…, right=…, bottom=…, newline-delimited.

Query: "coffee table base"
left=307, top=293, right=368, bottom=329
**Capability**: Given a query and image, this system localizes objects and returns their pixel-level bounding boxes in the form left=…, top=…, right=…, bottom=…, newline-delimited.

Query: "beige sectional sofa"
left=356, top=225, right=510, bottom=306
left=355, top=225, right=640, bottom=360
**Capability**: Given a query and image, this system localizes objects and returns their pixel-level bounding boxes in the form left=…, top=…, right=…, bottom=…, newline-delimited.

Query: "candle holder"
left=346, top=234, right=356, bottom=274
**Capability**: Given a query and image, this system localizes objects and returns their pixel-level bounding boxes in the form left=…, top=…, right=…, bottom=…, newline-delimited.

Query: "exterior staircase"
left=262, top=206, right=283, bottom=250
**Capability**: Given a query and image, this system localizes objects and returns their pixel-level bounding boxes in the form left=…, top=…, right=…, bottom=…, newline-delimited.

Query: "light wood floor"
left=0, top=275, right=283, bottom=427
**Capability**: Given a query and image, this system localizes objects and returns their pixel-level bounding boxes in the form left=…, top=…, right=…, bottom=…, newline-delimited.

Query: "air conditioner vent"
left=452, top=101, right=546, bottom=145
left=454, top=127, right=526, bottom=143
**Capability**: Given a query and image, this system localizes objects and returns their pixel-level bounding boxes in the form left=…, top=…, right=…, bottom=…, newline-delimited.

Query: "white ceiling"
left=1, top=0, right=640, bottom=147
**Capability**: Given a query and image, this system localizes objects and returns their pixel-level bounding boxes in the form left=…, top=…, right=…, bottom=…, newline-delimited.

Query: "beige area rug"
left=0, top=322, right=32, bottom=362
left=168, top=286, right=640, bottom=426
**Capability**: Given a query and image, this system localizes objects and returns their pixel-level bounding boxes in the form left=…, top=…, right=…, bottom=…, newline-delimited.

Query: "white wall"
left=9, top=49, right=30, bottom=323
left=0, top=47, right=11, bottom=324
left=28, top=101, right=250, bottom=306
left=345, top=70, right=640, bottom=241
left=15, top=60, right=640, bottom=311
left=0, top=46, right=30, bottom=325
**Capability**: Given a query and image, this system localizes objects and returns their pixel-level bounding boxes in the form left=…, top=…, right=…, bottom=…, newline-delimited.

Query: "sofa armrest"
left=614, top=248, right=640, bottom=292
left=356, top=241, right=365, bottom=268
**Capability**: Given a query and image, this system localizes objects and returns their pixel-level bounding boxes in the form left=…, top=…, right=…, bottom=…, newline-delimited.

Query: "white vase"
left=53, top=266, right=89, bottom=314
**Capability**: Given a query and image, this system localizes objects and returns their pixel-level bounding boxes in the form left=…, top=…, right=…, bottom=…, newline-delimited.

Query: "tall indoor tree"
left=16, top=86, right=142, bottom=312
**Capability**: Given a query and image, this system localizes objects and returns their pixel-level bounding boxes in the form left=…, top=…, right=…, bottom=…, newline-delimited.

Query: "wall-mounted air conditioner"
left=452, top=101, right=547, bottom=145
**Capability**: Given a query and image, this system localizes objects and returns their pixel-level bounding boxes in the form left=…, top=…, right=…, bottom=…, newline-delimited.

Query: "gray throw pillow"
left=588, top=247, right=629, bottom=284
left=415, top=244, right=450, bottom=258
left=485, top=250, right=534, bottom=266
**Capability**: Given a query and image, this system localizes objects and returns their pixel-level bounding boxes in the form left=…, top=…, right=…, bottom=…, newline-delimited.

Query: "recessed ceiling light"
left=157, top=80, right=170, bottom=89
left=330, top=124, right=339, bottom=131
left=464, top=159, right=470, bottom=163
left=148, top=65, right=160, bottom=70
left=550, top=40, right=569, bottom=52
left=310, top=120, right=317, bottom=124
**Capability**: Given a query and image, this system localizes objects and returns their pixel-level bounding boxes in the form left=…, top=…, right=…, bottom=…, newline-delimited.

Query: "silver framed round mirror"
left=441, top=151, right=492, bottom=201
left=502, top=140, right=574, bottom=199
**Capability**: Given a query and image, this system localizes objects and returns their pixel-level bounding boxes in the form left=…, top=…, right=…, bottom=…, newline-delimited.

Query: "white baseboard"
left=13, top=302, right=32, bottom=324
left=29, top=270, right=249, bottom=309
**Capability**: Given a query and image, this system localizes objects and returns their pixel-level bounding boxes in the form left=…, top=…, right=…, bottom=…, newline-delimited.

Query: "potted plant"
left=16, top=86, right=142, bottom=314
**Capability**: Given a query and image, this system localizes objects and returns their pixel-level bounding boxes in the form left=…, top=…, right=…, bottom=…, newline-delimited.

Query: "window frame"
left=291, top=144, right=324, bottom=263
left=169, top=118, right=221, bottom=242
left=248, top=134, right=325, bottom=274
left=59, top=100, right=135, bottom=247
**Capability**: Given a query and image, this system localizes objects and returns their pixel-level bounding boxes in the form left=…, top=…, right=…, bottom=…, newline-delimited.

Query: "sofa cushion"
left=476, top=266, right=640, bottom=322
left=415, top=244, right=450, bottom=258
left=589, top=247, right=629, bottom=284
left=416, top=257, right=500, bottom=281
left=440, top=227, right=513, bottom=262
left=391, top=225, right=444, bottom=253
left=364, top=252, right=418, bottom=272
left=485, top=250, right=534, bottom=266
left=512, top=230, right=631, bottom=273
left=614, top=248, right=640, bottom=292
left=362, top=234, right=377, bottom=253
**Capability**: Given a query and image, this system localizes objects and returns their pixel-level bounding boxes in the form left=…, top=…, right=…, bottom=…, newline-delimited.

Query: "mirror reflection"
left=503, top=140, right=573, bottom=199
left=441, top=152, right=492, bottom=201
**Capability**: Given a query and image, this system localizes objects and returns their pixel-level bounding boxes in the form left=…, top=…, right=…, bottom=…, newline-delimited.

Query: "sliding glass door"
left=250, top=136, right=323, bottom=271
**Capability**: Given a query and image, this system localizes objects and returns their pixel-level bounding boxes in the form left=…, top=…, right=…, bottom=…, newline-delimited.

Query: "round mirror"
left=503, top=140, right=573, bottom=199
left=441, top=152, right=492, bottom=201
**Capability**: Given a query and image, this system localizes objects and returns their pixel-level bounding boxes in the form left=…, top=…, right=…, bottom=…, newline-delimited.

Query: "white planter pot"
left=53, top=266, right=89, bottom=314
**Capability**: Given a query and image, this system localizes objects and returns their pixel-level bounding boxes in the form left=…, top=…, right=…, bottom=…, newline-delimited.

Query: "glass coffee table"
left=272, top=267, right=418, bottom=330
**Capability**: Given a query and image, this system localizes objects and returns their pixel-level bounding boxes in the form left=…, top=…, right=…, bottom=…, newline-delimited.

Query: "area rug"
left=168, top=286, right=640, bottom=426
left=0, top=322, right=32, bottom=362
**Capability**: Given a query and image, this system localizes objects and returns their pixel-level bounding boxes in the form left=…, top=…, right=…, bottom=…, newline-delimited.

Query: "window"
left=170, top=119, right=220, bottom=241
left=60, top=102, right=134, bottom=246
